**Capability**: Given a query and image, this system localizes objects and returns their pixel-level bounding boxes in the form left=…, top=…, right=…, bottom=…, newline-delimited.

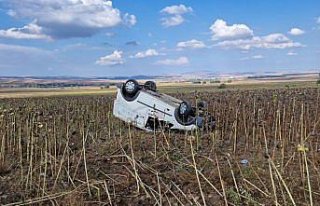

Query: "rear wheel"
left=144, top=81, right=157, bottom=92
left=178, top=101, right=192, bottom=120
left=175, top=101, right=196, bottom=126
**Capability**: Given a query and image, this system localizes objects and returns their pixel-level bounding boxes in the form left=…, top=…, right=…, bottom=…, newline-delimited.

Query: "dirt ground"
left=1, top=86, right=320, bottom=205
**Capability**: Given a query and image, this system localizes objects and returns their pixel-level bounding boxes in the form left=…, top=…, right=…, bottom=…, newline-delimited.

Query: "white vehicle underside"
left=113, top=80, right=215, bottom=132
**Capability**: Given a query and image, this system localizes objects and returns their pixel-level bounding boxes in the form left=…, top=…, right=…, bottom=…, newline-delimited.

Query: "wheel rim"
left=179, top=103, right=187, bottom=115
left=125, top=81, right=135, bottom=93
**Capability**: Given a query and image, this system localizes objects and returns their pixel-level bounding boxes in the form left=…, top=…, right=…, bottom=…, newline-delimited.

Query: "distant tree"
left=210, top=80, right=221, bottom=84
left=317, top=79, right=320, bottom=85
left=218, top=83, right=227, bottom=89
left=100, top=85, right=110, bottom=89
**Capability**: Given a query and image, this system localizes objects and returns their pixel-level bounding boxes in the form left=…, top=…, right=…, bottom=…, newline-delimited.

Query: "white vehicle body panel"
left=113, top=88, right=198, bottom=131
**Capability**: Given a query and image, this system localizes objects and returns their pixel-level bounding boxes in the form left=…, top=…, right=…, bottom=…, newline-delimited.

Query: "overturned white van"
left=113, top=79, right=215, bottom=132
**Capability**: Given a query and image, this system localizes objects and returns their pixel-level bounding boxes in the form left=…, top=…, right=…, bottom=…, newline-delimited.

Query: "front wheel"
left=123, top=79, right=139, bottom=96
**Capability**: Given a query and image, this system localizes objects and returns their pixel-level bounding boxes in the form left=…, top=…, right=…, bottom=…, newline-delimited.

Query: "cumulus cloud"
left=131, top=49, right=160, bottom=59
left=161, top=15, right=184, bottom=27
left=161, top=4, right=192, bottom=27
left=123, top=13, right=137, bottom=27
left=210, top=19, right=253, bottom=40
left=210, top=19, right=303, bottom=51
left=4, top=0, right=136, bottom=39
left=96, top=50, right=124, bottom=66
left=288, top=28, right=305, bottom=36
left=217, top=33, right=303, bottom=50
left=161, top=4, right=193, bottom=15
left=0, top=21, right=50, bottom=40
left=177, top=39, right=206, bottom=49
left=156, top=56, right=189, bottom=66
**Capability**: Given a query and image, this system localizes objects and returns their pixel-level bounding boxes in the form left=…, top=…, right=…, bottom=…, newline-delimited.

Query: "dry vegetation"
left=1, top=87, right=320, bottom=205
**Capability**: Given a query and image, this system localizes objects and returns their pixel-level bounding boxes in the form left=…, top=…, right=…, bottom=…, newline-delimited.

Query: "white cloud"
left=131, top=49, right=160, bottom=59
left=211, top=19, right=304, bottom=51
left=156, top=57, right=189, bottom=66
left=287, top=51, right=298, bottom=56
left=0, top=21, right=50, bottom=40
left=317, top=17, right=320, bottom=24
left=161, top=4, right=193, bottom=15
left=288, top=28, right=305, bottom=36
left=5, top=0, right=136, bottom=39
left=210, top=19, right=253, bottom=40
left=160, top=4, right=192, bottom=27
left=263, top=33, right=290, bottom=42
left=123, top=13, right=137, bottom=27
left=177, top=39, right=206, bottom=49
left=161, top=15, right=184, bottom=27
left=217, top=33, right=303, bottom=50
left=96, top=50, right=124, bottom=66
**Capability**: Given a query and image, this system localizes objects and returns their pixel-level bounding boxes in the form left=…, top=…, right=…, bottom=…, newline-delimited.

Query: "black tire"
left=123, top=79, right=139, bottom=96
left=178, top=101, right=192, bottom=119
left=144, top=81, right=157, bottom=92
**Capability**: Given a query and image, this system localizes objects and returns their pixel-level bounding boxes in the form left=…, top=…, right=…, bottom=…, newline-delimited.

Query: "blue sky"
left=0, top=0, right=319, bottom=77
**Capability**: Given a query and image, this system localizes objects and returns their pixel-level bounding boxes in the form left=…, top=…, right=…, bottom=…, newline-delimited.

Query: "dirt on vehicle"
left=1, top=87, right=320, bottom=205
